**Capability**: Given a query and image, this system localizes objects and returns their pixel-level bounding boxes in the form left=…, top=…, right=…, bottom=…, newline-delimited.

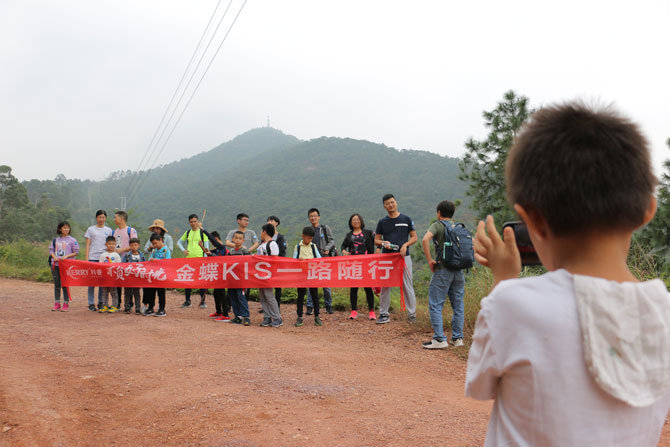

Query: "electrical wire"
left=127, top=0, right=248, bottom=206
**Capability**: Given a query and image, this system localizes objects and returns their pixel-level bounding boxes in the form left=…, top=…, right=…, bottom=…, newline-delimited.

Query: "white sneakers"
left=422, top=339, right=449, bottom=349
left=422, top=338, right=464, bottom=349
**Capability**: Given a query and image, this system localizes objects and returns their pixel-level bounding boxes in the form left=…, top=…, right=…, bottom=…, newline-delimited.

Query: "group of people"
left=46, top=101, right=670, bottom=445
left=49, top=195, right=467, bottom=345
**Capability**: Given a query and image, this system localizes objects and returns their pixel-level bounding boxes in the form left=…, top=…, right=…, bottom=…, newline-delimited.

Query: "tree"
left=459, top=90, right=532, bottom=224
left=639, top=138, right=670, bottom=268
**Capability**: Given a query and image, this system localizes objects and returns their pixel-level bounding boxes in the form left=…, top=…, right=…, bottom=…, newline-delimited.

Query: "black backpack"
left=435, top=221, right=474, bottom=270
left=294, top=242, right=318, bottom=259
left=47, top=238, right=57, bottom=267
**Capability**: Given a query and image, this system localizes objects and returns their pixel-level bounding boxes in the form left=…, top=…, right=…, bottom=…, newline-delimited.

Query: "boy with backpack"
left=421, top=200, right=470, bottom=349
left=112, top=210, right=138, bottom=308
left=122, top=237, right=145, bottom=314
left=227, top=231, right=251, bottom=326
left=466, top=102, right=670, bottom=446
left=177, top=214, right=209, bottom=309
left=201, top=228, right=231, bottom=321
left=256, top=224, right=282, bottom=327
left=293, top=226, right=323, bottom=327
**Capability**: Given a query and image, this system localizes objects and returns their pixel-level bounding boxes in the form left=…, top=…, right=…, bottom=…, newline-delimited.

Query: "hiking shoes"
left=108, top=306, right=119, bottom=313
left=199, top=300, right=207, bottom=309
left=180, top=301, right=192, bottom=308
left=349, top=310, right=358, bottom=320
left=143, top=308, right=154, bottom=316
left=422, top=339, right=449, bottom=350
left=452, top=338, right=464, bottom=347
left=408, top=315, right=417, bottom=323
left=376, top=314, right=390, bottom=324
left=271, top=318, right=283, bottom=328
left=326, top=306, right=334, bottom=315
left=314, top=316, right=323, bottom=327
left=368, top=311, right=376, bottom=320
left=260, top=317, right=271, bottom=327
left=294, top=317, right=304, bottom=327
left=52, top=302, right=61, bottom=311
left=230, top=317, right=243, bottom=324
left=154, top=309, right=166, bottom=317
left=98, top=306, right=109, bottom=313
left=60, top=302, right=69, bottom=312
left=209, top=312, right=223, bottom=318
left=88, top=304, right=96, bottom=312
left=305, top=307, right=313, bottom=315
left=214, top=316, right=231, bottom=322
left=243, top=317, right=251, bottom=326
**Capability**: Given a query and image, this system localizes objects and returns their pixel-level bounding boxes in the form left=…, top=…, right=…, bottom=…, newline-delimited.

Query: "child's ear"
left=514, top=204, right=550, bottom=241
left=641, top=195, right=657, bottom=227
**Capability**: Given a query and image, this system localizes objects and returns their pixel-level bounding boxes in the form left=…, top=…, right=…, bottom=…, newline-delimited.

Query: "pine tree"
left=459, top=90, right=532, bottom=224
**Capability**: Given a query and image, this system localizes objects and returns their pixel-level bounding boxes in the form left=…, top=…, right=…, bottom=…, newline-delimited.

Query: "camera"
left=502, top=221, right=541, bottom=267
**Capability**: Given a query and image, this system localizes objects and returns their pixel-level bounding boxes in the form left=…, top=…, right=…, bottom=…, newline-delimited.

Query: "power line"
left=124, top=0, right=225, bottom=199
left=127, top=0, right=248, bottom=206
left=126, top=0, right=235, bottom=203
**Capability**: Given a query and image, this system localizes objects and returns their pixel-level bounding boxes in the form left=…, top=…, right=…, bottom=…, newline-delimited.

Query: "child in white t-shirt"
left=467, top=102, right=670, bottom=446
left=99, top=236, right=122, bottom=313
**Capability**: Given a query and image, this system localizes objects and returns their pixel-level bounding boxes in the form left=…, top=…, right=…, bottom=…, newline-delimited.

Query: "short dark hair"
left=308, top=208, right=320, bottom=217
left=506, top=101, right=656, bottom=236
left=233, top=230, right=245, bottom=238
left=347, top=213, right=365, bottom=230
left=115, top=210, right=128, bottom=222
left=188, top=214, right=198, bottom=221
left=236, top=213, right=249, bottom=220
left=210, top=231, right=221, bottom=240
left=267, top=215, right=280, bottom=225
left=261, top=223, right=275, bottom=237
left=302, top=226, right=315, bottom=237
left=436, top=200, right=455, bottom=219
left=95, top=209, right=107, bottom=218
left=382, top=193, right=395, bottom=203
left=129, top=237, right=140, bottom=245
left=56, top=221, right=70, bottom=235
left=106, top=236, right=116, bottom=243
left=149, top=233, right=163, bottom=242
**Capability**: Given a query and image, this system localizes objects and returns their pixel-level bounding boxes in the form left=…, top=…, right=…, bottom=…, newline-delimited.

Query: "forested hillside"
left=20, top=128, right=471, bottom=244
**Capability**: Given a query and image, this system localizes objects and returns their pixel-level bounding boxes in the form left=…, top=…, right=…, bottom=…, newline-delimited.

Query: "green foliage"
left=459, top=90, right=532, bottom=224
left=638, top=138, right=670, bottom=272
left=0, top=165, right=71, bottom=243
left=0, top=239, right=53, bottom=282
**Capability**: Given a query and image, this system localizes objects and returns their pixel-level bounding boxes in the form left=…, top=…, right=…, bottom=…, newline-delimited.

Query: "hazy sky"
left=1, top=0, right=669, bottom=181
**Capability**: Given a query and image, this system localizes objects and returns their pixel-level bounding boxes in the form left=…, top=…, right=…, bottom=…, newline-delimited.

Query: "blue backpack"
left=435, top=221, right=474, bottom=270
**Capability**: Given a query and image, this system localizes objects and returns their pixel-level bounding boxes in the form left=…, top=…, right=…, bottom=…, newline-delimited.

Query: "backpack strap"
left=311, top=243, right=317, bottom=258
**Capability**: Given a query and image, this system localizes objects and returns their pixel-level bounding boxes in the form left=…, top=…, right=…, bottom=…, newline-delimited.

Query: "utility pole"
left=266, top=115, right=270, bottom=128
left=119, top=196, right=126, bottom=211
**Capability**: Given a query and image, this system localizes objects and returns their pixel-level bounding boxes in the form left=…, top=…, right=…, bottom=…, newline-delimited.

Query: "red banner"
left=59, top=254, right=405, bottom=290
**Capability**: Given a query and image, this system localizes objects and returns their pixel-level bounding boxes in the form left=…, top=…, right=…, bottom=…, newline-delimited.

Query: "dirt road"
left=1, top=278, right=668, bottom=446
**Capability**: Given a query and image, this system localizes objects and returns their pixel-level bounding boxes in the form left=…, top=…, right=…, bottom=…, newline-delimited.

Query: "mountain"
left=23, top=128, right=472, bottom=245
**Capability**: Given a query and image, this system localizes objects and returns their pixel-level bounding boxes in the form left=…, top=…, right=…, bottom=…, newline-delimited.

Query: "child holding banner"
left=143, top=233, right=171, bottom=317
left=99, top=236, right=122, bottom=313
left=293, top=226, right=322, bottom=327
left=227, top=231, right=251, bottom=326
left=257, top=224, right=282, bottom=328
left=49, top=221, right=79, bottom=312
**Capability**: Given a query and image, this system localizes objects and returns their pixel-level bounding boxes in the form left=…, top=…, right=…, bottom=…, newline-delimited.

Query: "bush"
left=0, top=239, right=53, bottom=282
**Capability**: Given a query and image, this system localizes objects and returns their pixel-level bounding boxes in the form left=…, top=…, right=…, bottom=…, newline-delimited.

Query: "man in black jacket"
left=306, top=208, right=335, bottom=314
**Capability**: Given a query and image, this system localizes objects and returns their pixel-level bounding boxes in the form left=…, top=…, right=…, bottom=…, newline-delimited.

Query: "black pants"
left=144, top=288, right=166, bottom=311
left=350, top=287, right=375, bottom=311
left=51, top=265, right=70, bottom=302
left=213, top=289, right=229, bottom=316
left=297, top=288, right=319, bottom=317
left=274, top=288, right=282, bottom=309
left=185, top=288, right=206, bottom=302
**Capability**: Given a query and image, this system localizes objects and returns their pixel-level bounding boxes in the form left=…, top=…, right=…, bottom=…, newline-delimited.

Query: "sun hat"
left=148, top=219, right=168, bottom=233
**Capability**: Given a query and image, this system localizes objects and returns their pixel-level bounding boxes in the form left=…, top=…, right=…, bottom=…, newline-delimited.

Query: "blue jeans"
left=307, top=288, right=332, bottom=308
left=428, top=268, right=465, bottom=342
left=228, top=288, right=249, bottom=318
left=86, top=260, right=102, bottom=306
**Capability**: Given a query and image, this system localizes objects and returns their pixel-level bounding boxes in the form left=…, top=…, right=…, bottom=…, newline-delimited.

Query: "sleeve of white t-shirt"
left=269, top=241, right=279, bottom=256
left=465, top=295, right=502, bottom=400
